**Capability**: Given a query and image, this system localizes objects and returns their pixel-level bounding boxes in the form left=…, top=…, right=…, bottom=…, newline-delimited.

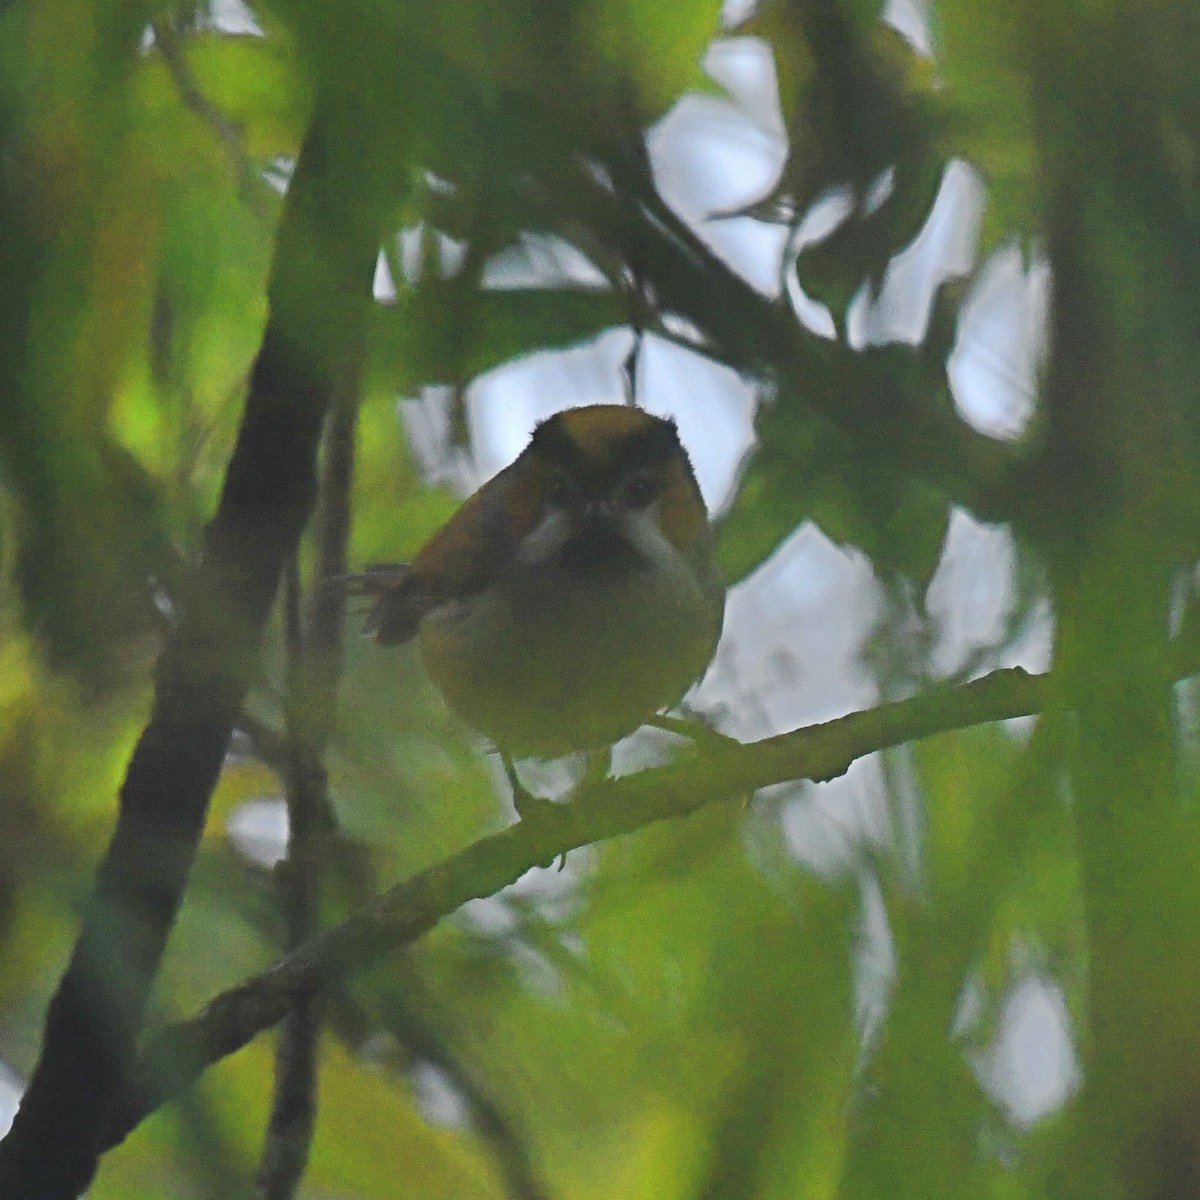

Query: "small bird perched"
left=348, top=404, right=725, bottom=814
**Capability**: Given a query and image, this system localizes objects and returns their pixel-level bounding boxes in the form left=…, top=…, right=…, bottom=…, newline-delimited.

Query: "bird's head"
left=507, top=405, right=709, bottom=578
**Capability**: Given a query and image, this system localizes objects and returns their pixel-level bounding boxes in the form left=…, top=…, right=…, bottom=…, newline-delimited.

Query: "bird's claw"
left=513, top=787, right=557, bottom=824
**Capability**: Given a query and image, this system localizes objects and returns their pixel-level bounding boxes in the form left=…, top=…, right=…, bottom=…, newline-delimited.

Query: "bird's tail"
left=333, top=563, right=412, bottom=595
left=329, top=564, right=422, bottom=644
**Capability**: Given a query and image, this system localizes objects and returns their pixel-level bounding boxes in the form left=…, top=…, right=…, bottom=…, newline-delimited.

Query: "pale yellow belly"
left=419, top=563, right=723, bottom=758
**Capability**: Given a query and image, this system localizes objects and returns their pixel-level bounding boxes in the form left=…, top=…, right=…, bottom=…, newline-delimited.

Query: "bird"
left=346, top=404, right=725, bottom=817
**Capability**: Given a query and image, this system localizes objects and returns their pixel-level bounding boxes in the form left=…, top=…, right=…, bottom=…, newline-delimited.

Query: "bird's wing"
left=338, top=564, right=425, bottom=644
left=348, top=463, right=529, bottom=645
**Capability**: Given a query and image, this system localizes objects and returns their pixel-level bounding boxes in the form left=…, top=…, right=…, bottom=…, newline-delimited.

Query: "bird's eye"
left=623, top=472, right=657, bottom=508
left=548, top=472, right=574, bottom=505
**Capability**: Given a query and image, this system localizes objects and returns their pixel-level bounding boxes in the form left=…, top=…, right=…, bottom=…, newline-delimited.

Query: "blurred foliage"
left=0, top=0, right=1198, bottom=1197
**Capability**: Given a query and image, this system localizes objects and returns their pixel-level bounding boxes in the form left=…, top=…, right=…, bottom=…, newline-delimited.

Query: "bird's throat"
left=558, top=520, right=644, bottom=578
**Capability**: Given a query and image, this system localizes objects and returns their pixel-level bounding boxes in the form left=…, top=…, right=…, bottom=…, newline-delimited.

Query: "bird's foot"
left=500, top=754, right=556, bottom=822
left=514, top=787, right=559, bottom=825
left=499, top=753, right=566, bottom=868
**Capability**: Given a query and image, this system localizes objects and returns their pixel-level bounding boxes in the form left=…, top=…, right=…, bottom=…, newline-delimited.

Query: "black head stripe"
left=530, top=410, right=688, bottom=493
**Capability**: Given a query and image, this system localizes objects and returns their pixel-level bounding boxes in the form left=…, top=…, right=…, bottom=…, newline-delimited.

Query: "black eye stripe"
left=548, top=470, right=574, bottom=503
left=623, top=473, right=657, bottom=506
left=531, top=414, right=683, bottom=488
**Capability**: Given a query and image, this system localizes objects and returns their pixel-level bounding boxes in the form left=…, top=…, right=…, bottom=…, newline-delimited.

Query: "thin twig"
left=151, top=19, right=270, bottom=220
left=256, top=366, right=361, bottom=1200
left=255, top=555, right=323, bottom=1200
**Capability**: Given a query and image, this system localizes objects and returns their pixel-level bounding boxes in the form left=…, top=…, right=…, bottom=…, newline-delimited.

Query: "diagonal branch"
left=101, top=664, right=1045, bottom=1150
left=549, top=154, right=1026, bottom=526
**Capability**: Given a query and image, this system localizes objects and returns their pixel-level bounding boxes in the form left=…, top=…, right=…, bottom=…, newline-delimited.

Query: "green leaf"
left=369, top=287, right=625, bottom=392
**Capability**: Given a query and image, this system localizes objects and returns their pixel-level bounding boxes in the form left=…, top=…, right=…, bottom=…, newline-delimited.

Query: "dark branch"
left=0, top=94, right=393, bottom=1199
left=256, top=363, right=361, bottom=1200
left=550, top=155, right=1025, bottom=525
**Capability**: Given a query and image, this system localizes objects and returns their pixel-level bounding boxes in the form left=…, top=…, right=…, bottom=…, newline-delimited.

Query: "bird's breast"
left=417, top=550, right=723, bottom=758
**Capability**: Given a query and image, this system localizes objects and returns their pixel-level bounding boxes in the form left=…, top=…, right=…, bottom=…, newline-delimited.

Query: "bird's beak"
left=583, top=498, right=615, bottom=523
